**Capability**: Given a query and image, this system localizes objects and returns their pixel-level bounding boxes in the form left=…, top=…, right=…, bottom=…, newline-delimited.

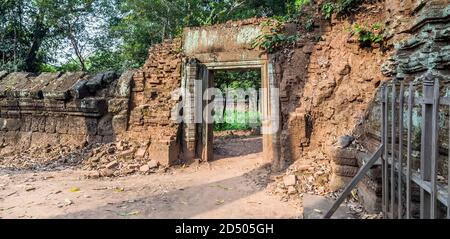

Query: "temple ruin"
left=0, top=0, right=449, bottom=217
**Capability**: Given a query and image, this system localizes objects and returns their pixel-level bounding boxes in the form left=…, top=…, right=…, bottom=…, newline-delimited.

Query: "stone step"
left=303, top=194, right=356, bottom=219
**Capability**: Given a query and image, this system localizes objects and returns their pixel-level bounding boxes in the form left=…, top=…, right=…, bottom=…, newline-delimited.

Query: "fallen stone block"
left=283, top=175, right=297, bottom=187
left=140, top=165, right=150, bottom=173
left=118, top=148, right=135, bottom=160
left=147, top=160, right=159, bottom=169
left=99, top=169, right=115, bottom=177
left=106, top=160, right=119, bottom=169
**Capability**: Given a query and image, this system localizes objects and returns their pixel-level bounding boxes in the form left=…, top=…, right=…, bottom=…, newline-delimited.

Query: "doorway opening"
left=211, top=69, right=263, bottom=161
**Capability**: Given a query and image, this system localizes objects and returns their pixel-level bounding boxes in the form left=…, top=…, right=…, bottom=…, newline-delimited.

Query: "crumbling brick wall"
left=0, top=71, right=133, bottom=156
left=274, top=0, right=437, bottom=212
left=126, top=39, right=183, bottom=166
left=358, top=0, right=450, bottom=215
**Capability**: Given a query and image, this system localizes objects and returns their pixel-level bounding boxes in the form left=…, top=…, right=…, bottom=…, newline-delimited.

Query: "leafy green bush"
left=251, top=19, right=299, bottom=53
left=321, top=0, right=364, bottom=19
left=351, top=23, right=384, bottom=47
left=214, top=110, right=261, bottom=132
left=294, top=0, right=312, bottom=10
left=321, top=2, right=335, bottom=19
left=336, top=0, right=364, bottom=14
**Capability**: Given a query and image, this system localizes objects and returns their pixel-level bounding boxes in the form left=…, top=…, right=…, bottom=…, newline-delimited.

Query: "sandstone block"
left=0, top=118, right=22, bottom=131
left=112, top=115, right=128, bottom=133
left=147, top=160, right=159, bottom=169
left=283, top=175, right=297, bottom=187
left=134, top=147, right=147, bottom=159
left=115, top=70, right=134, bottom=98
left=44, top=117, right=57, bottom=133
left=106, top=160, right=119, bottom=169
left=108, top=99, right=129, bottom=114
left=31, top=117, right=46, bottom=132
left=30, top=132, right=59, bottom=148
left=98, top=114, right=114, bottom=136
left=139, top=165, right=150, bottom=173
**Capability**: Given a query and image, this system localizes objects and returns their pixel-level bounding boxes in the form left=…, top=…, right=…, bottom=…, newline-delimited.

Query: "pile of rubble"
left=267, top=149, right=332, bottom=202
left=0, top=144, right=88, bottom=171
left=81, top=140, right=163, bottom=178
left=0, top=140, right=164, bottom=178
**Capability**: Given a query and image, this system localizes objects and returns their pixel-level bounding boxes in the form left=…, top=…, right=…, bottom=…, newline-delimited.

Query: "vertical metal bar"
left=391, top=83, right=397, bottom=218
left=398, top=83, right=405, bottom=219
left=381, top=86, right=387, bottom=216
left=421, top=74, right=434, bottom=219
left=384, top=85, right=390, bottom=217
left=430, top=79, right=439, bottom=219
left=406, top=83, right=414, bottom=219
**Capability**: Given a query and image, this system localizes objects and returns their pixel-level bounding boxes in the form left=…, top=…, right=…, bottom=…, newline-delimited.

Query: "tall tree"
left=0, top=0, right=97, bottom=72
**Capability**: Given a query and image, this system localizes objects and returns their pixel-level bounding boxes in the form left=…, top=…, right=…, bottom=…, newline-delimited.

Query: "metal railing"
left=381, top=77, right=449, bottom=219
left=325, top=76, right=450, bottom=219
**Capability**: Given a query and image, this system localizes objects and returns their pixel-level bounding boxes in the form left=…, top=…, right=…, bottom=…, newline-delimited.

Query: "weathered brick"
left=31, top=116, right=46, bottom=132
left=30, top=132, right=59, bottom=148
left=112, top=115, right=128, bottom=133
left=0, top=118, right=22, bottom=131
left=45, top=117, right=57, bottom=133
left=108, top=99, right=129, bottom=114
left=98, top=114, right=114, bottom=136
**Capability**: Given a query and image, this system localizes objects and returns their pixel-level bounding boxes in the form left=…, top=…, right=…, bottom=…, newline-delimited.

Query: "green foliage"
left=336, top=0, right=364, bottom=14
left=38, top=64, right=59, bottom=73
left=215, top=70, right=261, bottom=90
left=1, top=0, right=295, bottom=73
left=351, top=23, right=384, bottom=48
left=321, top=2, right=335, bottom=19
left=294, top=0, right=312, bottom=10
left=214, top=110, right=261, bottom=132
left=305, top=18, right=315, bottom=32
left=0, top=0, right=108, bottom=72
left=114, top=0, right=292, bottom=69
left=321, top=0, right=364, bottom=19
left=213, top=69, right=261, bottom=132
left=251, top=19, right=299, bottom=53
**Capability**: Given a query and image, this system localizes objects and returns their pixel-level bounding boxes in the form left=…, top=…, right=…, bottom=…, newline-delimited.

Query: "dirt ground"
left=0, top=136, right=301, bottom=219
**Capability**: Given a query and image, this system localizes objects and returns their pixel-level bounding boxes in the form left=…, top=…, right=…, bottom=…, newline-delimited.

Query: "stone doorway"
left=211, top=68, right=263, bottom=162
left=181, top=59, right=280, bottom=167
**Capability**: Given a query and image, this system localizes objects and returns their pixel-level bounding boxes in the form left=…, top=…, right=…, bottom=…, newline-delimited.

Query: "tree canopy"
left=1, top=0, right=302, bottom=74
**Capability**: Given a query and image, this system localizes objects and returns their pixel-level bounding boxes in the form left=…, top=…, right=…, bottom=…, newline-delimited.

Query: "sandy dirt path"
left=0, top=137, right=301, bottom=219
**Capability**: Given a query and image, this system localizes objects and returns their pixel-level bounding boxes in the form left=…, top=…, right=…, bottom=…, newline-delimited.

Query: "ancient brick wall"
left=357, top=0, right=450, bottom=214
left=273, top=0, right=446, bottom=212
left=126, top=39, right=183, bottom=166
left=0, top=71, right=133, bottom=156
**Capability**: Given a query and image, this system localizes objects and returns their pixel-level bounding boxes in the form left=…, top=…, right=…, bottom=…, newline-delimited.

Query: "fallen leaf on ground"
left=215, top=199, right=225, bottom=205
left=64, top=199, right=73, bottom=206
left=127, top=210, right=140, bottom=216
left=70, top=187, right=81, bottom=193
left=351, top=189, right=358, bottom=200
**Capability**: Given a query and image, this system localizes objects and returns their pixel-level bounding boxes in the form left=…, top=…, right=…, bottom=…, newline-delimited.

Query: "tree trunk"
left=68, top=32, right=86, bottom=71
left=25, top=20, right=47, bottom=73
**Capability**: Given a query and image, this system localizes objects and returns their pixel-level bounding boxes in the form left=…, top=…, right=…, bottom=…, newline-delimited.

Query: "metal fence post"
left=420, top=73, right=434, bottom=219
